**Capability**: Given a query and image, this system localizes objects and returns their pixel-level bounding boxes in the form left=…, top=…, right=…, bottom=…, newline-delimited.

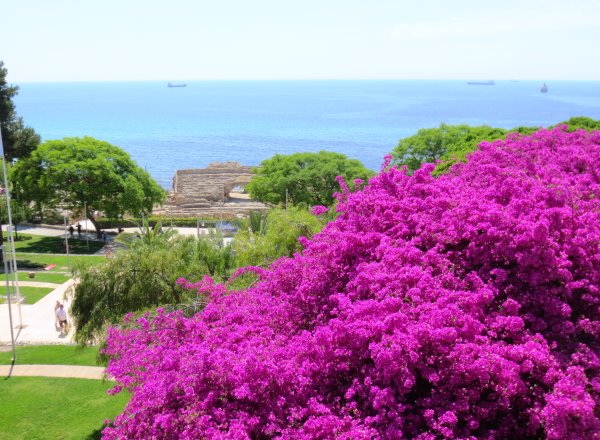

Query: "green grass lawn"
left=16, top=253, right=105, bottom=271
left=13, top=233, right=105, bottom=254
left=0, top=377, right=129, bottom=440
left=0, top=271, right=71, bottom=284
left=0, top=345, right=101, bottom=366
left=0, top=286, right=54, bottom=304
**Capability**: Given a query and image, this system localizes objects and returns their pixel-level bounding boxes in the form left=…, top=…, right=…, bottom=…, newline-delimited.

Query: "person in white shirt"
left=54, top=300, right=61, bottom=328
left=57, top=304, right=68, bottom=332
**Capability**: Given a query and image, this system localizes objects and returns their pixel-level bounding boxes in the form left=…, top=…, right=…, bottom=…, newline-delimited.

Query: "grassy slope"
left=13, top=233, right=105, bottom=254
left=0, top=286, right=54, bottom=304
left=0, top=272, right=71, bottom=283
left=0, top=345, right=101, bottom=366
left=16, top=253, right=105, bottom=271
left=0, top=377, right=128, bottom=440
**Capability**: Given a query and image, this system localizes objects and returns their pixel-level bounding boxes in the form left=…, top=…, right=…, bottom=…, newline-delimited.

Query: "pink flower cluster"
left=310, top=205, right=329, bottom=216
left=103, top=127, right=600, bottom=439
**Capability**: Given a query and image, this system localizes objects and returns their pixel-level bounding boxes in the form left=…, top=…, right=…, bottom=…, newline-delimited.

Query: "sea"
left=13, top=80, right=600, bottom=189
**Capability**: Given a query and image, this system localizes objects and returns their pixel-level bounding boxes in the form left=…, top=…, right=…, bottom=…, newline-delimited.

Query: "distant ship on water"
left=467, top=80, right=495, bottom=85
left=540, top=83, right=548, bottom=93
left=168, top=82, right=187, bottom=88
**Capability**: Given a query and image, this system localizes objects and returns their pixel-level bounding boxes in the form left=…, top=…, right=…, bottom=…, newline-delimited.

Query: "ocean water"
left=13, top=80, right=600, bottom=188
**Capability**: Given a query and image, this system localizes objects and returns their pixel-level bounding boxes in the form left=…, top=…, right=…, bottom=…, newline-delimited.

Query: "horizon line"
left=12, top=78, right=600, bottom=85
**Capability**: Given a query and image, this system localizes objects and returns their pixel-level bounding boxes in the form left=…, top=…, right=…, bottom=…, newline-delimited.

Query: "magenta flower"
left=103, top=127, right=600, bottom=439
left=310, top=205, right=329, bottom=216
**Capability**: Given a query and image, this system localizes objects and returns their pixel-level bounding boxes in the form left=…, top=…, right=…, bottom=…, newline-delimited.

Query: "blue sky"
left=2, top=0, right=599, bottom=82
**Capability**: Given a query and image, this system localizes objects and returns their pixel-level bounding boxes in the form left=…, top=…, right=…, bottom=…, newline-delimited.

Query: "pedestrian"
left=76, top=223, right=82, bottom=237
left=102, top=232, right=108, bottom=243
left=57, top=303, right=68, bottom=333
left=54, top=300, right=61, bottom=328
left=68, top=225, right=74, bottom=238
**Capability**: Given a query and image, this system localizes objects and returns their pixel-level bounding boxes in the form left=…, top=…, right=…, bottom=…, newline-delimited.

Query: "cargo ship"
left=168, top=82, right=187, bottom=88
left=467, top=80, right=495, bottom=85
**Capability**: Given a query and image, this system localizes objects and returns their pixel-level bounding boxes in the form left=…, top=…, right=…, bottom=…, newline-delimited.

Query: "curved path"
left=0, top=279, right=77, bottom=344
left=0, top=363, right=107, bottom=380
left=13, top=281, right=62, bottom=289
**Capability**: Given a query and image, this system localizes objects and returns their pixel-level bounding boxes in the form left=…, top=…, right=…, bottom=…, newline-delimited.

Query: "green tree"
left=392, top=123, right=538, bottom=174
left=233, top=207, right=324, bottom=268
left=70, top=226, right=235, bottom=344
left=554, top=116, right=600, bottom=132
left=246, top=151, right=374, bottom=207
left=0, top=61, right=40, bottom=263
left=392, top=124, right=506, bottom=171
left=0, top=198, right=31, bottom=239
left=0, top=61, right=40, bottom=161
left=10, top=137, right=165, bottom=231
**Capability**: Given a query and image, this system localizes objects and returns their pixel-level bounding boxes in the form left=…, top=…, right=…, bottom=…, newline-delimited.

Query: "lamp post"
left=0, top=124, right=19, bottom=361
left=84, top=201, right=89, bottom=252
left=63, top=213, right=70, bottom=272
left=1, top=245, right=16, bottom=361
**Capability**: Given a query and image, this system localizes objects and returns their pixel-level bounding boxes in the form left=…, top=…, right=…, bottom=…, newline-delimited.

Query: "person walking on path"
left=76, top=223, right=82, bottom=237
left=54, top=300, right=61, bottom=329
left=57, top=303, right=68, bottom=334
left=68, top=225, right=74, bottom=239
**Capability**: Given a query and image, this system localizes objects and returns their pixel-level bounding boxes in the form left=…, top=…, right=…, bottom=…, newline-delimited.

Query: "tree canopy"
left=233, top=207, right=324, bottom=268
left=0, top=61, right=40, bottom=161
left=554, top=116, right=600, bottom=132
left=391, top=123, right=538, bottom=173
left=392, top=118, right=600, bottom=175
left=11, top=137, right=165, bottom=228
left=246, top=151, right=374, bottom=207
left=70, top=224, right=235, bottom=344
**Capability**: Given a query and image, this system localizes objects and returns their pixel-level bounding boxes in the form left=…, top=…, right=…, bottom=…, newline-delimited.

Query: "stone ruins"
left=157, top=162, right=267, bottom=218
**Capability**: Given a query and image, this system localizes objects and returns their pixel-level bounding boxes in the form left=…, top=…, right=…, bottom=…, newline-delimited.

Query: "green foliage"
left=0, top=61, right=40, bottom=160
left=392, top=123, right=522, bottom=173
left=246, top=210, right=269, bottom=236
left=430, top=126, right=539, bottom=175
left=193, top=233, right=236, bottom=280
left=114, top=220, right=176, bottom=248
left=233, top=207, right=323, bottom=267
left=0, top=198, right=31, bottom=225
left=0, top=377, right=128, bottom=440
left=247, top=151, right=374, bottom=207
left=392, top=119, right=600, bottom=175
left=554, top=116, right=600, bottom=132
left=0, top=196, right=32, bottom=240
left=70, top=226, right=235, bottom=344
left=10, top=137, right=165, bottom=223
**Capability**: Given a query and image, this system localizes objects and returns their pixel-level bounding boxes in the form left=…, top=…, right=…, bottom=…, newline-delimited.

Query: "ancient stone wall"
left=158, top=162, right=267, bottom=218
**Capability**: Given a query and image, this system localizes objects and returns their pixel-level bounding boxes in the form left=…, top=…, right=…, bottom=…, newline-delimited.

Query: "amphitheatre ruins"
left=156, top=162, right=267, bottom=218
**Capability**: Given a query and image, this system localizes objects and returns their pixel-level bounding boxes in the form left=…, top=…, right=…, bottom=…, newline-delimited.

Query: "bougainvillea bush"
left=103, top=127, right=600, bottom=439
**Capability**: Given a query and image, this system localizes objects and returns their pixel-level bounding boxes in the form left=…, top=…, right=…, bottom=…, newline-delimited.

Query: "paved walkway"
left=0, top=363, right=107, bottom=380
left=10, top=222, right=216, bottom=239
left=13, top=281, right=62, bottom=289
left=0, top=279, right=76, bottom=345
left=1, top=223, right=224, bottom=345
